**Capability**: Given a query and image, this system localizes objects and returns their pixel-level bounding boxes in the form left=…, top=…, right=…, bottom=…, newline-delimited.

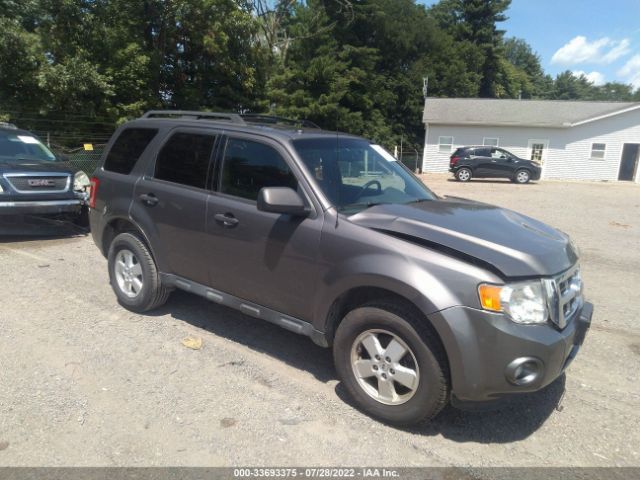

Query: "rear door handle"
left=214, top=213, right=239, bottom=228
left=139, top=193, right=159, bottom=206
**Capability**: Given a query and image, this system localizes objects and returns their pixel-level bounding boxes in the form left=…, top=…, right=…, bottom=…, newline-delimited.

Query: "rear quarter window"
left=104, top=128, right=158, bottom=175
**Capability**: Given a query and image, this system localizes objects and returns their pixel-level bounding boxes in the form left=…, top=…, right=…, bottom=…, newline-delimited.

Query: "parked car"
left=449, top=146, right=542, bottom=183
left=0, top=122, right=90, bottom=224
left=89, top=111, right=592, bottom=426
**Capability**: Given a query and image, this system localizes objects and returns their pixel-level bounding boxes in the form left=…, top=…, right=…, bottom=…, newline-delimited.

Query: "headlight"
left=478, top=280, right=548, bottom=324
left=74, top=170, right=90, bottom=191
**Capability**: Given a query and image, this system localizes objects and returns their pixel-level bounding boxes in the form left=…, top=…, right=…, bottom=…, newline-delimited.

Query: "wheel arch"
left=102, top=216, right=156, bottom=261
left=321, top=285, right=448, bottom=357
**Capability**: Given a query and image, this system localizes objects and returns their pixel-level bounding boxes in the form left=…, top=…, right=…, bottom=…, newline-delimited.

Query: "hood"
left=349, top=198, right=578, bottom=278
left=0, top=160, right=75, bottom=175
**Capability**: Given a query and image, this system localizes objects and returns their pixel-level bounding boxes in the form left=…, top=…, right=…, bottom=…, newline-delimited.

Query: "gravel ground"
left=0, top=175, right=638, bottom=467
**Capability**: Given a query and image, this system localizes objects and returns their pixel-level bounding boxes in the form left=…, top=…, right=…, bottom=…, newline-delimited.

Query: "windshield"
left=0, top=131, right=57, bottom=163
left=293, top=137, right=436, bottom=213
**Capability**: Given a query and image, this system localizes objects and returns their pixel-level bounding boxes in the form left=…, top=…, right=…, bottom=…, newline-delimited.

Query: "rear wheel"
left=333, top=302, right=449, bottom=426
left=514, top=169, right=531, bottom=184
left=107, top=232, right=170, bottom=312
left=455, top=168, right=472, bottom=182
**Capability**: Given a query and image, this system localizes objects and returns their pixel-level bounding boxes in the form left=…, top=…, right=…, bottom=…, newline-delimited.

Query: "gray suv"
left=89, top=111, right=592, bottom=426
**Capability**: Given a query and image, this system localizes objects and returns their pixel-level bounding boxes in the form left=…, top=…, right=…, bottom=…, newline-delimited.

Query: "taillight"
left=89, top=177, right=99, bottom=209
left=450, top=156, right=460, bottom=166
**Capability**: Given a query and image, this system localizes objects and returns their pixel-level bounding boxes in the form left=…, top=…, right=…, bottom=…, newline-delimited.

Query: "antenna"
left=423, top=77, right=429, bottom=99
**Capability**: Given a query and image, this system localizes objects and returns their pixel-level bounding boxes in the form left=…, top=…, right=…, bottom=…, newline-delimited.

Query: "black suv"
left=89, top=111, right=592, bottom=425
left=450, top=146, right=542, bottom=184
left=0, top=123, right=90, bottom=221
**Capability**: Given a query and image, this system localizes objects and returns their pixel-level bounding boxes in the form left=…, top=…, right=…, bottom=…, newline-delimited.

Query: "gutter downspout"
left=422, top=122, right=429, bottom=174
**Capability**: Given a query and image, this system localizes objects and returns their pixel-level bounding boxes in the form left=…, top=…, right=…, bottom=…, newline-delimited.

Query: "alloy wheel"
left=350, top=329, right=420, bottom=405
left=114, top=249, right=144, bottom=298
left=516, top=170, right=530, bottom=183
left=457, top=169, right=471, bottom=181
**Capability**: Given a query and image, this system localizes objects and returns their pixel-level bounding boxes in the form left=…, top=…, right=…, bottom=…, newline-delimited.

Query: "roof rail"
left=141, top=110, right=321, bottom=129
left=240, top=114, right=320, bottom=129
left=142, top=110, right=245, bottom=124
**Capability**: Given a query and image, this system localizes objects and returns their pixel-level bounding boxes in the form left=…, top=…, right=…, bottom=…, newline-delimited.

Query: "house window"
left=591, top=143, right=606, bottom=160
left=438, top=136, right=453, bottom=153
left=528, top=140, right=548, bottom=162
left=483, top=137, right=499, bottom=147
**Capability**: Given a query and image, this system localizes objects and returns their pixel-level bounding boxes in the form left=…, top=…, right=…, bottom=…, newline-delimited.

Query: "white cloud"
left=572, top=70, right=606, bottom=86
left=551, top=36, right=631, bottom=66
left=617, top=55, right=640, bottom=88
left=603, top=39, right=631, bottom=63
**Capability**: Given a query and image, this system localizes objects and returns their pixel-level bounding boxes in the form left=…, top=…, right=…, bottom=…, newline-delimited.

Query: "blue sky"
left=418, top=0, right=640, bottom=88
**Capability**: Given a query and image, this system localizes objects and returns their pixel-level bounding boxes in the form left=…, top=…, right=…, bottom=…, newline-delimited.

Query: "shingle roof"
left=423, top=97, right=640, bottom=128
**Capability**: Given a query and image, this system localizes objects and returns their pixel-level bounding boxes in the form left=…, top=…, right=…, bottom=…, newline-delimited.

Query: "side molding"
left=160, top=273, right=330, bottom=347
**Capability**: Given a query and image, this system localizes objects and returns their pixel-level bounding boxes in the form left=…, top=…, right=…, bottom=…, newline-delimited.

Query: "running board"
left=160, top=273, right=329, bottom=347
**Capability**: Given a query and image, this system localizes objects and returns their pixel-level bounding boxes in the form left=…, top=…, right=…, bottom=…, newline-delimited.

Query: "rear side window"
left=154, top=132, right=216, bottom=189
left=104, top=128, right=158, bottom=174
left=220, top=138, right=297, bottom=201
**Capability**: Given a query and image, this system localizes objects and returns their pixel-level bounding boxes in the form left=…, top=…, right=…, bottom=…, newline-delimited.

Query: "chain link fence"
left=398, top=151, right=422, bottom=174
left=62, top=145, right=105, bottom=175
left=0, top=110, right=114, bottom=175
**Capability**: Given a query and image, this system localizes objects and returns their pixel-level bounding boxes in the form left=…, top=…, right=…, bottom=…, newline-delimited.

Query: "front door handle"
left=139, top=193, right=159, bottom=206
left=214, top=213, right=239, bottom=228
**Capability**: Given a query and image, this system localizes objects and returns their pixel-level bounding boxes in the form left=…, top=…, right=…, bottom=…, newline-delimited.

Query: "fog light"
left=505, top=357, right=543, bottom=386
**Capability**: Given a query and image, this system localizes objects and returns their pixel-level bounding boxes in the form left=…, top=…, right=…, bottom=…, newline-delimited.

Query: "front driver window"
left=220, top=138, right=297, bottom=201
left=491, top=148, right=507, bottom=159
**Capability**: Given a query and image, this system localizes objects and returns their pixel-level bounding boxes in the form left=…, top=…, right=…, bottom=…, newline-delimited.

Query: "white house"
left=422, top=97, right=640, bottom=182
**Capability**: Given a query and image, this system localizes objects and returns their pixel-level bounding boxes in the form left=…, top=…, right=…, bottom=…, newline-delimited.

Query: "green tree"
left=431, top=0, right=511, bottom=97
left=552, top=71, right=597, bottom=100
left=0, top=16, right=44, bottom=112
left=268, top=0, right=484, bottom=148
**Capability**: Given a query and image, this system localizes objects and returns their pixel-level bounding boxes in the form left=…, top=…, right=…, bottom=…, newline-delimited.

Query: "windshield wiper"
left=405, top=198, right=432, bottom=205
left=338, top=202, right=388, bottom=212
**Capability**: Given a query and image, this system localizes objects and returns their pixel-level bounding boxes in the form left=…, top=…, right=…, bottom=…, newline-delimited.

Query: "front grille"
left=4, top=174, right=70, bottom=193
left=543, top=264, right=583, bottom=329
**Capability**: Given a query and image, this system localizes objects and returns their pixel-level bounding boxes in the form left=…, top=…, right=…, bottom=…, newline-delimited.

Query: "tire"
left=514, top=169, right=531, bottom=184
left=455, top=168, right=472, bottom=182
left=107, top=232, right=170, bottom=312
left=333, top=302, right=449, bottom=426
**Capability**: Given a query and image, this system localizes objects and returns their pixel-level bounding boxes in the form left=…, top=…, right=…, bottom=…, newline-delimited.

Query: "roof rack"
left=141, top=110, right=320, bottom=129
left=142, top=110, right=245, bottom=124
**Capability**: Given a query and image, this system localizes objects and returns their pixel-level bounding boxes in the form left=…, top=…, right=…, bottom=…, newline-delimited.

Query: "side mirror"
left=257, top=187, right=308, bottom=216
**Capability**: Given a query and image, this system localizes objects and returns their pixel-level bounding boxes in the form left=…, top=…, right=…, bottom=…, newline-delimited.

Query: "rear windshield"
left=0, top=131, right=57, bottom=163
left=104, top=128, right=158, bottom=174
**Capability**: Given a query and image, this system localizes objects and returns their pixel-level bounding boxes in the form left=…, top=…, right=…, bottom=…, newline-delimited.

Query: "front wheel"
left=514, top=169, right=531, bottom=184
left=455, top=168, right=472, bottom=182
left=333, top=302, right=449, bottom=426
